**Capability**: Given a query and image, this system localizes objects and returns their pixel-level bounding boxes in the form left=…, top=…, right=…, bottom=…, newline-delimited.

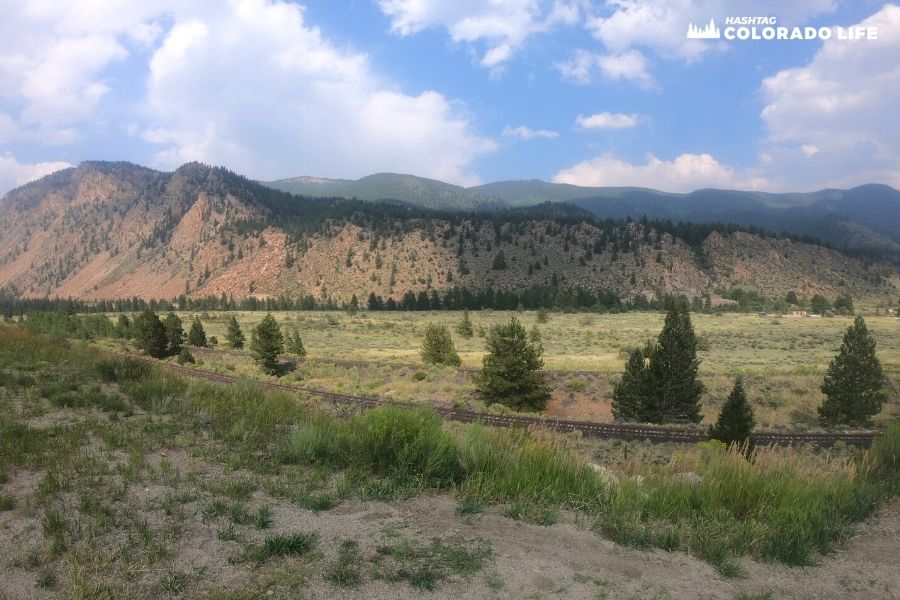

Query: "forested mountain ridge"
left=1, top=161, right=896, bottom=307
left=265, top=173, right=900, bottom=260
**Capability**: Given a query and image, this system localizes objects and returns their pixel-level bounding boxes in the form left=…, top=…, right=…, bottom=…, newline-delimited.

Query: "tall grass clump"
left=277, top=419, right=342, bottom=464
left=596, top=442, right=880, bottom=571
left=340, top=406, right=460, bottom=488
left=863, top=422, right=900, bottom=495
left=457, top=425, right=608, bottom=507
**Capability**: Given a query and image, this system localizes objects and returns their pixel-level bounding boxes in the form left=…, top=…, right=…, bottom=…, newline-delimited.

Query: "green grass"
left=2, top=324, right=899, bottom=582
left=372, top=538, right=491, bottom=591
left=247, top=532, right=320, bottom=562
left=324, top=540, right=364, bottom=588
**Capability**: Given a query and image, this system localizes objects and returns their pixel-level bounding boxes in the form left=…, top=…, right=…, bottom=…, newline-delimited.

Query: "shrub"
left=177, top=348, right=196, bottom=365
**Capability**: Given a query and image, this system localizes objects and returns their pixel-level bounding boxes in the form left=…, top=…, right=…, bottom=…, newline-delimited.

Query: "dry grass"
left=95, top=310, right=900, bottom=429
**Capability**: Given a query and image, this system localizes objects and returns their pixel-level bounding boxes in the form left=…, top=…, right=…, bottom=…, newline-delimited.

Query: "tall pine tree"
left=188, top=317, right=207, bottom=347
left=612, top=349, right=650, bottom=421
left=819, top=316, right=886, bottom=427
left=225, top=316, right=245, bottom=349
left=163, top=312, right=185, bottom=355
left=709, top=377, right=755, bottom=450
left=249, top=314, right=284, bottom=375
left=645, top=300, right=704, bottom=424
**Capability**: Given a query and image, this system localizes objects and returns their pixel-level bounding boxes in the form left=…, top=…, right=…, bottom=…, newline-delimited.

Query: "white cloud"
left=376, top=0, right=584, bottom=69
left=0, top=152, right=71, bottom=195
left=557, top=0, right=836, bottom=88
left=0, top=1, right=169, bottom=141
left=576, top=112, right=643, bottom=129
left=553, top=152, right=768, bottom=192
left=585, top=0, right=836, bottom=60
left=140, top=0, right=495, bottom=184
left=502, top=125, right=558, bottom=140
left=556, top=49, right=654, bottom=88
left=758, top=3, right=900, bottom=189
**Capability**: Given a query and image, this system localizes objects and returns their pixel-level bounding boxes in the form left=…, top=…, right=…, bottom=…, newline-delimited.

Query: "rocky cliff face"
left=0, top=162, right=895, bottom=305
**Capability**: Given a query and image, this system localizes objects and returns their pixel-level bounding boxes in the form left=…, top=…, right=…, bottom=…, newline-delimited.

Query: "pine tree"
left=116, top=314, right=131, bottom=339
left=286, top=326, right=307, bottom=357
left=528, top=324, right=542, bottom=346
left=709, top=377, right=755, bottom=450
left=611, top=349, right=650, bottom=422
left=134, top=309, right=168, bottom=358
left=420, top=324, right=461, bottom=367
left=188, top=317, right=207, bottom=347
left=474, top=317, right=550, bottom=411
left=819, top=316, right=887, bottom=428
left=645, top=300, right=704, bottom=423
left=163, top=312, right=185, bottom=355
left=225, top=316, right=245, bottom=349
left=249, top=314, right=284, bottom=375
left=455, top=310, right=474, bottom=338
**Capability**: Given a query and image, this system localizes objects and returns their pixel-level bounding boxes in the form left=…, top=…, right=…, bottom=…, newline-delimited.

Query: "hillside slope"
left=265, top=172, right=502, bottom=210
left=0, top=162, right=895, bottom=305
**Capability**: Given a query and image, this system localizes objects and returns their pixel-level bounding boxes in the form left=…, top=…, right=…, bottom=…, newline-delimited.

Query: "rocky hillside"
left=0, top=162, right=896, bottom=306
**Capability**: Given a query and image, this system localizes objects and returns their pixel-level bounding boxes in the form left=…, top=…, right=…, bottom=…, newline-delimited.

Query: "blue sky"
left=1, top=1, right=898, bottom=195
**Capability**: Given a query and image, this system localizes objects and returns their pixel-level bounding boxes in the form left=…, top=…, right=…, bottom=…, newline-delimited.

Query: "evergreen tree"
left=528, top=324, right=542, bottom=346
left=819, top=316, right=887, bottom=427
left=187, top=317, right=207, bottom=347
left=611, top=349, right=650, bottom=422
left=492, top=250, right=507, bottom=270
left=348, top=294, right=360, bottom=314
left=249, top=314, right=284, bottom=375
left=225, top=316, right=245, bottom=349
left=536, top=308, right=550, bottom=324
left=709, top=377, right=755, bottom=450
left=474, top=317, right=550, bottom=411
left=810, top=294, right=831, bottom=315
left=163, top=312, right=185, bottom=355
left=420, top=324, right=461, bottom=366
left=134, top=309, right=168, bottom=358
left=116, top=314, right=131, bottom=339
left=286, top=326, right=307, bottom=357
left=455, top=310, right=474, bottom=338
left=645, top=301, right=704, bottom=423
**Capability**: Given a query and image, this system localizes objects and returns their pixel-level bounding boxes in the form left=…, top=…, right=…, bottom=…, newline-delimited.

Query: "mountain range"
left=266, top=174, right=900, bottom=260
left=0, top=161, right=896, bottom=306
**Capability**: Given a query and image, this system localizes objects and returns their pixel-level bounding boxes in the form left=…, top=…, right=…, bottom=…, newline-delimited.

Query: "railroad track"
left=149, top=358, right=878, bottom=448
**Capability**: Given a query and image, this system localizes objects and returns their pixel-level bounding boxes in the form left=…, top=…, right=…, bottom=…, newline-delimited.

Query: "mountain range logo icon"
left=687, top=18, right=721, bottom=39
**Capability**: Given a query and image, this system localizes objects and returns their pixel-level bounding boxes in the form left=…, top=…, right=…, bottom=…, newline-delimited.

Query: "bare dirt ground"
left=2, top=436, right=897, bottom=600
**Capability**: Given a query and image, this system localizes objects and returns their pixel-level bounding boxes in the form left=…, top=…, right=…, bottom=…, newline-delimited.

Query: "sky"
left=0, top=0, right=898, bottom=196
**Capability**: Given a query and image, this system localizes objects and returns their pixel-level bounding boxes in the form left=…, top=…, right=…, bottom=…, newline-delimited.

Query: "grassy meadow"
left=95, top=310, right=900, bottom=429
left=1, top=324, right=899, bottom=597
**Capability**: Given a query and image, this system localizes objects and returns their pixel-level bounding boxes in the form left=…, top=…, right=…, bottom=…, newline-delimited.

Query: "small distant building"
left=789, top=310, right=808, bottom=318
